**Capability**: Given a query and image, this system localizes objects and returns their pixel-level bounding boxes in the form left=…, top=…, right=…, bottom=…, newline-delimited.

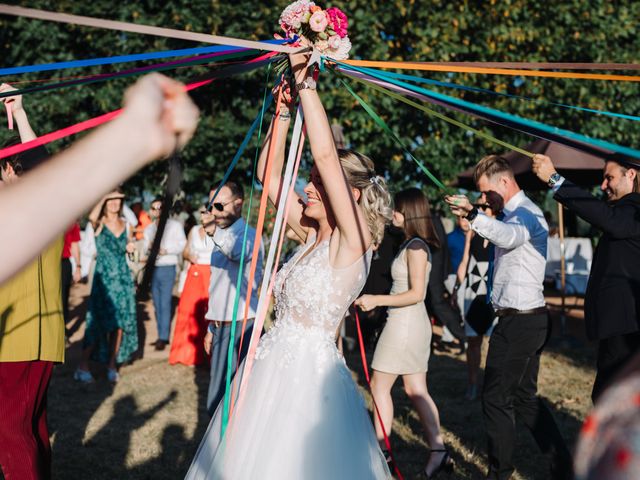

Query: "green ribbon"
left=338, top=76, right=452, bottom=192
left=220, top=65, right=272, bottom=438
left=344, top=72, right=534, bottom=160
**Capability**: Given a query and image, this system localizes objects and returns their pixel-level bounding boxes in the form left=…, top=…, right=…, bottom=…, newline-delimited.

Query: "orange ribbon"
left=342, top=60, right=640, bottom=82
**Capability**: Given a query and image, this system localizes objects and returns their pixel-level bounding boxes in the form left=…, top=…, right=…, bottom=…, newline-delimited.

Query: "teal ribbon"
left=338, top=76, right=451, bottom=192
left=334, top=60, right=640, bottom=161
left=220, top=65, right=272, bottom=439
left=361, top=68, right=640, bottom=123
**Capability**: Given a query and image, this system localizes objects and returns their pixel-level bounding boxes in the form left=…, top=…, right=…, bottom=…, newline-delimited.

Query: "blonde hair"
left=338, top=149, right=393, bottom=245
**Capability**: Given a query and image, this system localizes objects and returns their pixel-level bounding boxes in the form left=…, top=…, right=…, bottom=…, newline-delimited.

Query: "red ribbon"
left=354, top=307, right=404, bottom=480
left=0, top=51, right=276, bottom=161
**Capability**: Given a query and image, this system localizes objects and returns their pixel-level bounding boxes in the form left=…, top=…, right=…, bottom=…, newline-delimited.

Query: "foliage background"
left=1, top=0, right=639, bottom=204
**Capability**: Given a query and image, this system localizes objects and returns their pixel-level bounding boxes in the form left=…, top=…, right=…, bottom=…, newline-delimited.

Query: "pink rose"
left=309, top=10, right=328, bottom=33
left=325, top=7, right=348, bottom=38
left=328, top=35, right=341, bottom=50
left=279, top=0, right=315, bottom=31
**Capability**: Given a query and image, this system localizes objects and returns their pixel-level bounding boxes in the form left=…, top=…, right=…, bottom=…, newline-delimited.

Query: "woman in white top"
left=169, top=223, right=214, bottom=366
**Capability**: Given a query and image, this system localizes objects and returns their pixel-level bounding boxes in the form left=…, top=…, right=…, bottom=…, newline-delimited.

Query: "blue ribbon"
left=0, top=39, right=286, bottom=76
left=360, top=68, right=640, bottom=123
left=208, top=92, right=275, bottom=206
left=334, top=61, right=640, bottom=161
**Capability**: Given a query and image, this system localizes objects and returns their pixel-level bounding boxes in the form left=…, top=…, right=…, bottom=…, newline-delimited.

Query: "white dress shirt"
left=470, top=190, right=548, bottom=310
left=187, top=226, right=214, bottom=265
left=206, top=218, right=263, bottom=322
left=143, top=219, right=187, bottom=266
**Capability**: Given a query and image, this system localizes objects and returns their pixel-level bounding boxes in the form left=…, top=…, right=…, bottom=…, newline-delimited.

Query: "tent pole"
left=558, top=201, right=566, bottom=334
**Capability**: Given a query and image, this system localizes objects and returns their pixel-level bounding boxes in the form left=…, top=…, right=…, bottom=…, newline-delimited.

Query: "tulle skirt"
left=185, top=322, right=391, bottom=480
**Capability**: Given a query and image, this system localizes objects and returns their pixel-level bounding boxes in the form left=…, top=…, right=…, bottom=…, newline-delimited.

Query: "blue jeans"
left=207, top=320, right=254, bottom=416
left=151, top=265, right=176, bottom=342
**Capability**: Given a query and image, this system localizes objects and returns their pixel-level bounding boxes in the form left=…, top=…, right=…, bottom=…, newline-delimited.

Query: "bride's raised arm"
left=290, top=52, right=371, bottom=258
left=256, top=82, right=310, bottom=243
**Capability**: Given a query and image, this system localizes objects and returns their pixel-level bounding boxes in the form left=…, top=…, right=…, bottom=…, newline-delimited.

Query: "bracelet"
left=279, top=109, right=292, bottom=120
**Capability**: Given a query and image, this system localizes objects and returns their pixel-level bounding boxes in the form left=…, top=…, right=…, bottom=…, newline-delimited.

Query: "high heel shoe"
left=422, top=448, right=454, bottom=479
left=381, top=449, right=395, bottom=472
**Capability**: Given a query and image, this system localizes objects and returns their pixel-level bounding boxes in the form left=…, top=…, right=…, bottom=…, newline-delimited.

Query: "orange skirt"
left=169, top=264, right=211, bottom=366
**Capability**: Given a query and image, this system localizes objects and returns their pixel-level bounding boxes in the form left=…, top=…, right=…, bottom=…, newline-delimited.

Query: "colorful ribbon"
left=338, top=77, right=453, bottom=191
left=0, top=4, right=303, bottom=54
left=221, top=68, right=277, bottom=438
left=334, top=61, right=640, bottom=162
left=342, top=60, right=640, bottom=82
left=0, top=41, right=285, bottom=76
left=0, top=48, right=264, bottom=99
left=358, top=68, right=640, bottom=123
left=0, top=53, right=276, bottom=161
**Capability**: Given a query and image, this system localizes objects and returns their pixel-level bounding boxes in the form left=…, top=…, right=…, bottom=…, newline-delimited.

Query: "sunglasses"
left=474, top=203, right=491, bottom=211
left=203, top=199, right=234, bottom=213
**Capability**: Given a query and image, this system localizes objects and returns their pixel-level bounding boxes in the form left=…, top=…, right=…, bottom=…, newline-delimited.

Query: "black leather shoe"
left=154, top=340, right=167, bottom=351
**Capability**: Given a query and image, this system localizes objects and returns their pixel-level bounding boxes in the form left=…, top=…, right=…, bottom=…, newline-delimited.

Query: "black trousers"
left=482, top=313, right=571, bottom=480
left=61, top=258, right=72, bottom=325
left=593, top=331, right=640, bottom=403
left=426, top=282, right=466, bottom=342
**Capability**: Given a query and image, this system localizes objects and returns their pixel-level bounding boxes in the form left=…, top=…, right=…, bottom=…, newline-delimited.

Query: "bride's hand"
left=289, top=39, right=312, bottom=84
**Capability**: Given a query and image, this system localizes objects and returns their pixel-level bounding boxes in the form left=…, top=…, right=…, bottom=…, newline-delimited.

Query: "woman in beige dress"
left=356, top=188, right=452, bottom=479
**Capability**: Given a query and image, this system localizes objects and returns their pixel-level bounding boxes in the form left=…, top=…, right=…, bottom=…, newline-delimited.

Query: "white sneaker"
left=74, top=368, right=94, bottom=384
left=107, top=368, right=120, bottom=383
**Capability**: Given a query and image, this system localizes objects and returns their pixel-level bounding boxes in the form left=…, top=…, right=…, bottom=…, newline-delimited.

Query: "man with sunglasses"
left=445, top=155, right=571, bottom=480
left=144, top=197, right=187, bottom=351
left=201, top=180, right=263, bottom=416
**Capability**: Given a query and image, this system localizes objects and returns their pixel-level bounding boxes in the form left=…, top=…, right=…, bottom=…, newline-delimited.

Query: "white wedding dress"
left=185, top=236, right=391, bottom=479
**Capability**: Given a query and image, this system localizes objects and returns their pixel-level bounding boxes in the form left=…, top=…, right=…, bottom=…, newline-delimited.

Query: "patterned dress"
left=83, top=226, right=138, bottom=364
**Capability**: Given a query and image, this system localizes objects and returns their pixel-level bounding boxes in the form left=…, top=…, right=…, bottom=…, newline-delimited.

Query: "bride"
left=185, top=50, right=393, bottom=479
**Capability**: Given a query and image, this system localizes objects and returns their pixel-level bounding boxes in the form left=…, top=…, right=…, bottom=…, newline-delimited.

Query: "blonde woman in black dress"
left=356, top=188, right=452, bottom=479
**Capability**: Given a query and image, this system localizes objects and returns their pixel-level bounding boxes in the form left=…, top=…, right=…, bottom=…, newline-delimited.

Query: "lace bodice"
left=273, top=238, right=371, bottom=335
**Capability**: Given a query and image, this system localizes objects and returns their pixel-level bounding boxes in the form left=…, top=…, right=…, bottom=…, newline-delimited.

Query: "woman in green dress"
left=74, top=190, right=138, bottom=383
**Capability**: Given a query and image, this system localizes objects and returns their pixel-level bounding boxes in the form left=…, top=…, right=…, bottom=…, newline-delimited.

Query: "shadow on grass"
left=346, top=317, right=591, bottom=480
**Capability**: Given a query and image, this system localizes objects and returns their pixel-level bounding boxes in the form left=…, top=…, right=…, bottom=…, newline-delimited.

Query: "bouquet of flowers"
left=277, top=1, right=351, bottom=61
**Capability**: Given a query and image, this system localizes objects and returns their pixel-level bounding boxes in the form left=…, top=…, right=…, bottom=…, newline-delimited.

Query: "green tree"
left=1, top=0, right=638, bottom=203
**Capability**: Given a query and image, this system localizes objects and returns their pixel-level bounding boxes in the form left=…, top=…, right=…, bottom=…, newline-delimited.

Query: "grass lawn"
left=46, top=283, right=594, bottom=479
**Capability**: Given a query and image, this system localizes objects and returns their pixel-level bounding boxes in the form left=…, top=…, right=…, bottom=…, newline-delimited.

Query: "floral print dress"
left=83, top=226, right=138, bottom=364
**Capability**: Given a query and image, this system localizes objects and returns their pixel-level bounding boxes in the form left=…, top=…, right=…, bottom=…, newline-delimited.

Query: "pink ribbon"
left=5, top=101, right=13, bottom=130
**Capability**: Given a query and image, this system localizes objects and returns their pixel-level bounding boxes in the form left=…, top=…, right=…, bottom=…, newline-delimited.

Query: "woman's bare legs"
left=370, top=370, right=398, bottom=449
left=108, top=328, right=123, bottom=371
left=402, top=373, right=447, bottom=474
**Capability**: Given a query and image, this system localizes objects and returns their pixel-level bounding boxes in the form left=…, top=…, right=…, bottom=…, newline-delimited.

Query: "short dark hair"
left=618, top=163, right=640, bottom=194
left=151, top=197, right=164, bottom=206
left=473, top=155, right=514, bottom=185
left=213, top=179, right=244, bottom=200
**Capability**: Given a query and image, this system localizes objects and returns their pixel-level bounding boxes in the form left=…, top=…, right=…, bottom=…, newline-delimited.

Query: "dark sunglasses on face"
left=474, top=203, right=491, bottom=211
left=203, top=199, right=233, bottom=213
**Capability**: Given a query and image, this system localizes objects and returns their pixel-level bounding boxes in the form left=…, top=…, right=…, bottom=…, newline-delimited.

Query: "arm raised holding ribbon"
left=289, top=48, right=391, bottom=267
left=0, top=73, right=199, bottom=285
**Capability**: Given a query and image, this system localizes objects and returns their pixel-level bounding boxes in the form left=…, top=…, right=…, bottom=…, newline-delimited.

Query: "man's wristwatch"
left=466, top=206, right=479, bottom=222
left=296, top=77, right=317, bottom=91
left=547, top=172, right=562, bottom=188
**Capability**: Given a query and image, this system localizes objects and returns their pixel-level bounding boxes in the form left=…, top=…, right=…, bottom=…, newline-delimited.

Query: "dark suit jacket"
left=555, top=181, right=640, bottom=340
